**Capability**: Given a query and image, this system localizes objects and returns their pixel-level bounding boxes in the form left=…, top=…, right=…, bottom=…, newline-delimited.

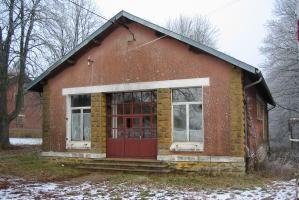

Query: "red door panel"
left=138, top=139, right=157, bottom=159
left=106, top=91, right=157, bottom=159
left=124, top=139, right=140, bottom=158
left=107, top=139, right=124, bottom=158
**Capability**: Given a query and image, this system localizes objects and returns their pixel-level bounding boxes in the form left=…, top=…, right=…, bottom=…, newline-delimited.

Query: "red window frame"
left=106, top=91, right=157, bottom=139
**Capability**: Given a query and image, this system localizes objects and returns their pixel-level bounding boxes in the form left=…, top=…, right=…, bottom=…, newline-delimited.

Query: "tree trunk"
left=0, top=46, right=10, bottom=149
left=0, top=79, right=10, bottom=149
left=0, top=115, right=9, bottom=149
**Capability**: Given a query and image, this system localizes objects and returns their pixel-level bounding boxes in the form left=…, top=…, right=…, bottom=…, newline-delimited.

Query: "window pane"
left=189, top=104, right=202, bottom=142
left=128, top=129, right=140, bottom=138
left=190, top=130, right=204, bottom=142
left=116, top=104, right=123, bottom=115
left=143, top=116, right=151, bottom=128
left=189, top=104, right=202, bottom=130
left=143, top=128, right=153, bottom=138
left=133, top=103, right=141, bottom=114
left=113, top=93, right=123, bottom=103
left=142, top=104, right=152, bottom=113
left=124, top=103, right=131, bottom=114
left=142, top=91, right=151, bottom=102
left=173, top=105, right=187, bottom=142
left=71, top=110, right=81, bottom=141
left=117, top=117, right=123, bottom=128
left=133, top=92, right=141, bottom=102
left=71, top=95, right=91, bottom=107
left=172, top=88, right=201, bottom=102
left=117, top=129, right=125, bottom=138
left=132, top=118, right=140, bottom=128
left=124, top=93, right=132, bottom=103
left=83, top=109, right=91, bottom=141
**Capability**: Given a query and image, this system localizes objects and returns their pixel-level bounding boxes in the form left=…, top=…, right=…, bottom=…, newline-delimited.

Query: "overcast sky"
left=96, top=0, right=275, bottom=69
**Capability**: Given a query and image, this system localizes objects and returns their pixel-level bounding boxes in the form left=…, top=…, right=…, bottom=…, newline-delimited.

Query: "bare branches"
left=260, top=0, right=299, bottom=149
left=1, top=0, right=103, bottom=147
left=37, top=0, right=103, bottom=66
left=0, top=0, right=43, bottom=147
left=165, top=15, right=219, bottom=48
left=8, top=0, right=41, bottom=122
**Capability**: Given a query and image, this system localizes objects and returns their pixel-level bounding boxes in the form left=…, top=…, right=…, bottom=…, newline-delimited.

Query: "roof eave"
left=260, top=75, right=276, bottom=106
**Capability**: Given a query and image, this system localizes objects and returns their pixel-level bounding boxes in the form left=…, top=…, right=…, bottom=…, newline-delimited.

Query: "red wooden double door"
left=106, top=91, right=157, bottom=159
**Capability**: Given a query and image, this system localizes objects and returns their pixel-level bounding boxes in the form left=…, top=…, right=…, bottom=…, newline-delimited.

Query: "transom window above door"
left=172, top=87, right=203, bottom=149
left=106, top=91, right=157, bottom=139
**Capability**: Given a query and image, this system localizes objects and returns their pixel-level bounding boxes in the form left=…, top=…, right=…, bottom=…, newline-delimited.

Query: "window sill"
left=66, top=141, right=91, bottom=150
left=170, top=142, right=203, bottom=152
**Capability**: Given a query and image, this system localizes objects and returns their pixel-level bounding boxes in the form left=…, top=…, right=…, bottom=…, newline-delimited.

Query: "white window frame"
left=66, top=95, right=91, bottom=149
left=171, top=87, right=204, bottom=152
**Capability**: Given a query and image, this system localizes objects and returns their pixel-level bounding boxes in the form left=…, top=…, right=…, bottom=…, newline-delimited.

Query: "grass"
left=0, top=146, right=283, bottom=190
left=0, top=146, right=86, bottom=181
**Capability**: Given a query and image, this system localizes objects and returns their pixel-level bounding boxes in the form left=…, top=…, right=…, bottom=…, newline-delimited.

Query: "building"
left=8, top=76, right=42, bottom=138
left=27, top=11, right=275, bottom=174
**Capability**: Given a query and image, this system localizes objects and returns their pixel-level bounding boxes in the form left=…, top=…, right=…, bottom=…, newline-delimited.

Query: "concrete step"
left=62, top=158, right=173, bottom=174
left=93, top=158, right=163, bottom=165
left=81, top=162, right=169, bottom=169
left=76, top=165, right=173, bottom=173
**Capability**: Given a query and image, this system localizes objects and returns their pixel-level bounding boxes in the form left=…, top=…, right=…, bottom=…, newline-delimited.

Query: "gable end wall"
left=40, top=22, right=248, bottom=174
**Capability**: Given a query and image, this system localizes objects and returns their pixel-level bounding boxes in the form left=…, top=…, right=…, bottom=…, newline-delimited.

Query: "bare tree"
left=165, top=15, right=219, bottom=48
left=0, top=0, right=41, bottom=148
left=37, top=0, right=103, bottom=68
left=260, top=0, right=299, bottom=150
left=0, top=0, right=102, bottom=148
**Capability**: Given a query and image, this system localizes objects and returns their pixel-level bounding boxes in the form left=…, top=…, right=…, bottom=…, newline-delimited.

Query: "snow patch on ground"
left=0, top=176, right=296, bottom=199
left=9, top=138, right=42, bottom=145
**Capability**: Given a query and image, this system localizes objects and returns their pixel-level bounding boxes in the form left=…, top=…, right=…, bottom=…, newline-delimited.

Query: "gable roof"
left=27, top=10, right=274, bottom=105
